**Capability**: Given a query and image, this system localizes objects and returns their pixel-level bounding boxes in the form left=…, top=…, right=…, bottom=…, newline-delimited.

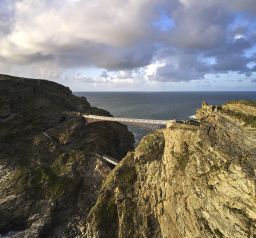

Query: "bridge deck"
left=92, top=153, right=119, bottom=166
left=83, top=114, right=173, bottom=125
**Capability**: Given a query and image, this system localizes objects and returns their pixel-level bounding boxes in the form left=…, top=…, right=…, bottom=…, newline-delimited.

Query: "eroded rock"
left=0, top=75, right=134, bottom=238
left=86, top=100, right=256, bottom=238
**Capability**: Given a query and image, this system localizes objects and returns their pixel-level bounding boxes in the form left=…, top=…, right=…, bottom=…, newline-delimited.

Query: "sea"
left=74, top=92, right=256, bottom=144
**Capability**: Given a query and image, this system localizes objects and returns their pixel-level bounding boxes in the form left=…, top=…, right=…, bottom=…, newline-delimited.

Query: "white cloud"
left=143, top=61, right=166, bottom=81
left=0, top=0, right=255, bottom=86
left=71, top=69, right=138, bottom=86
left=1, top=0, right=162, bottom=55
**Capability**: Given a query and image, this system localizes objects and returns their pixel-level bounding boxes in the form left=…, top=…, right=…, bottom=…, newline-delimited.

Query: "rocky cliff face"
left=0, top=75, right=134, bottom=237
left=1, top=74, right=255, bottom=238
left=86, top=101, right=256, bottom=238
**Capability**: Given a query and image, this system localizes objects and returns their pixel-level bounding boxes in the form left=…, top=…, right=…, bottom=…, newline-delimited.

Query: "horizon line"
left=74, top=90, right=256, bottom=93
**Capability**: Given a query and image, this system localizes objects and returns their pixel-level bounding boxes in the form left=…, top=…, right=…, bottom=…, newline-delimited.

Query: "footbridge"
left=90, top=152, right=119, bottom=166
left=83, top=114, right=176, bottom=130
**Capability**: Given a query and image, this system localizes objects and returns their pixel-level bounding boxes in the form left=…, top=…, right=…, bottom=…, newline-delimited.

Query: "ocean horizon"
left=75, top=91, right=256, bottom=143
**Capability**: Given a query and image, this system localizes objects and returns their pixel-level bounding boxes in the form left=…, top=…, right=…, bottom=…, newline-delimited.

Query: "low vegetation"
left=221, top=108, right=256, bottom=127
left=226, top=99, right=256, bottom=107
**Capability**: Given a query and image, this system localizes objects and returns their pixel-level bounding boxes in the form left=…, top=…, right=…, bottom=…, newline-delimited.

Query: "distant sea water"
left=74, top=92, right=256, bottom=143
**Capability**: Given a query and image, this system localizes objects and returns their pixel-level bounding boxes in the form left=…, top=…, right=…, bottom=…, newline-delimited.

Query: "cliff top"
left=196, top=99, right=256, bottom=128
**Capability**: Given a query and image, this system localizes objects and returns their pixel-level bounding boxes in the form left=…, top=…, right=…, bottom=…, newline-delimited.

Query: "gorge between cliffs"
left=0, top=74, right=255, bottom=238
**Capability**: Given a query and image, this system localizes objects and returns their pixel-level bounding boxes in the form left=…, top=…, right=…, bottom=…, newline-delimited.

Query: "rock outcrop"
left=86, top=101, right=256, bottom=238
left=0, top=74, right=134, bottom=237
left=1, top=74, right=256, bottom=238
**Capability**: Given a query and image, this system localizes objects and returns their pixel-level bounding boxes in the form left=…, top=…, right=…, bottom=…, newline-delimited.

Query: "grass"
left=226, top=100, right=256, bottom=107
left=13, top=164, right=70, bottom=200
left=52, top=151, right=83, bottom=175
left=29, top=165, right=69, bottom=199
left=136, top=131, right=165, bottom=162
left=221, top=109, right=256, bottom=127
left=92, top=193, right=118, bottom=237
left=117, top=165, right=137, bottom=185
left=95, top=196, right=116, bottom=225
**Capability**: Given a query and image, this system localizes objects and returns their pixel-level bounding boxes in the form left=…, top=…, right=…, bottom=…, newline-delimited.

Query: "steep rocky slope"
left=1, top=74, right=255, bottom=238
left=86, top=101, right=256, bottom=238
left=0, top=74, right=134, bottom=237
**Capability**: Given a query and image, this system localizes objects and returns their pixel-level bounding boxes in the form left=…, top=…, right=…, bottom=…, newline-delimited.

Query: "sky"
left=0, top=0, right=256, bottom=91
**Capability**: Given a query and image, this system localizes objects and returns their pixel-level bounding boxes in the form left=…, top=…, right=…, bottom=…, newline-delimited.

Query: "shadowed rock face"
left=0, top=74, right=134, bottom=237
left=86, top=101, right=256, bottom=238
left=1, top=75, right=255, bottom=238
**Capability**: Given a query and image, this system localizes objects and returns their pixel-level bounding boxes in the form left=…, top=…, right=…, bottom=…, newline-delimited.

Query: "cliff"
left=1, top=74, right=256, bottom=238
left=86, top=100, right=256, bottom=238
left=0, top=74, right=134, bottom=237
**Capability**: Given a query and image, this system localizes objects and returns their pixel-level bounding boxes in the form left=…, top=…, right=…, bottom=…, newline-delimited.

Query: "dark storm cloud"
left=168, top=2, right=231, bottom=49
left=149, top=0, right=256, bottom=82
left=151, top=33, right=255, bottom=82
left=46, top=40, right=156, bottom=70
left=206, top=38, right=255, bottom=74
left=150, top=1, right=256, bottom=82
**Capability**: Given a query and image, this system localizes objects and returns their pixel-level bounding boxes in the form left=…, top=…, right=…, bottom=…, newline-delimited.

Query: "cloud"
left=145, top=52, right=210, bottom=82
left=0, top=0, right=255, bottom=85
left=0, top=0, right=168, bottom=78
left=167, top=0, right=231, bottom=49
left=71, top=70, right=138, bottom=86
left=0, top=0, right=15, bottom=36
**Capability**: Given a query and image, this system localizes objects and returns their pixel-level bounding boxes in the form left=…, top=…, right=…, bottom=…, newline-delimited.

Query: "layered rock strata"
left=86, top=101, right=256, bottom=238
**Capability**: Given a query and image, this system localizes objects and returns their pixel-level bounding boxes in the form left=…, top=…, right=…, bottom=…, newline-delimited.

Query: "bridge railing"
left=83, top=114, right=173, bottom=126
left=82, top=114, right=199, bottom=131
